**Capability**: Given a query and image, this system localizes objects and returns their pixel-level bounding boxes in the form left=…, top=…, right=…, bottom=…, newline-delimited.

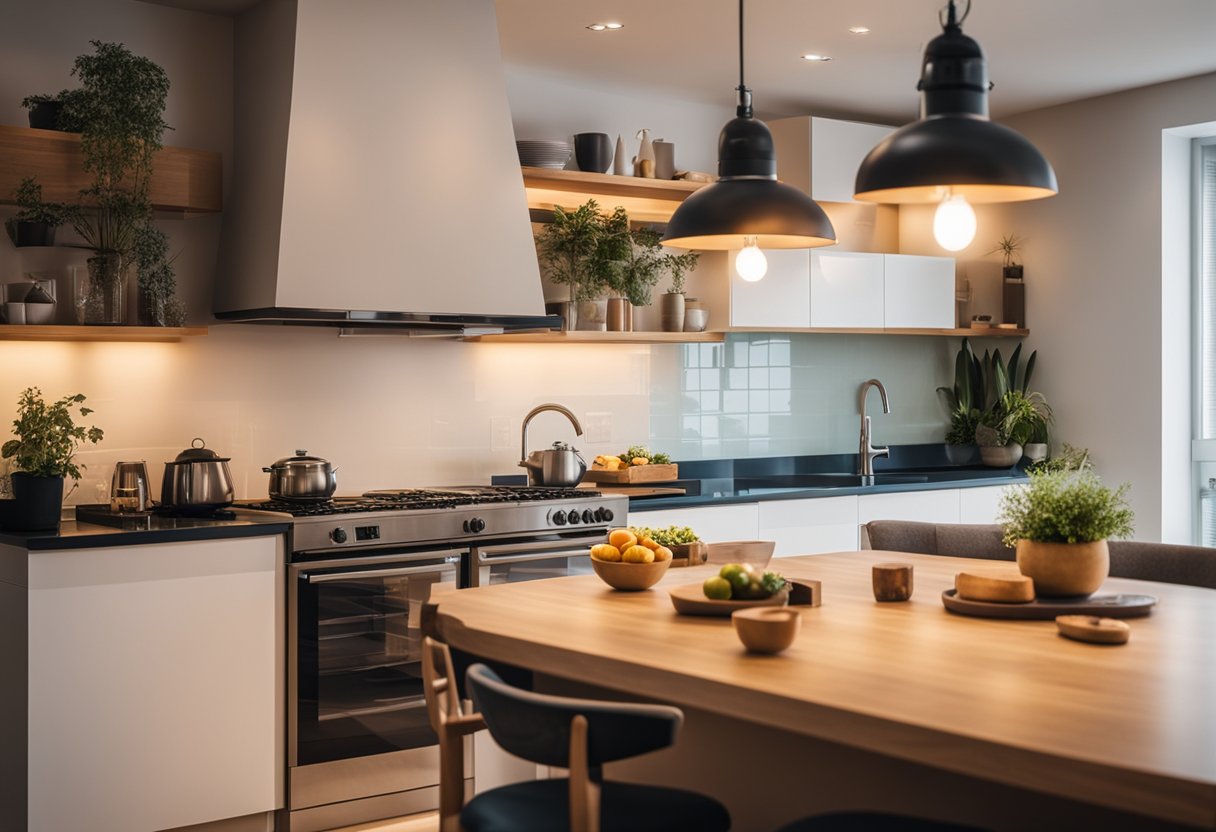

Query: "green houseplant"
left=998, top=469, right=1134, bottom=596
left=20, top=90, right=84, bottom=131
left=1, top=388, right=103, bottom=531
left=660, top=248, right=700, bottom=332
left=6, top=177, right=70, bottom=247
left=537, top=200, right=627, bottom=330
left=988, top=233, right=1023, bottom=279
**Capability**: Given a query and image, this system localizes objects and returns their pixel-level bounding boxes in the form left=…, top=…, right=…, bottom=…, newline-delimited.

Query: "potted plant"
left=659, top=249, right=700, bottom=332
left=937, top=338, right=983, bottom=464
left=132, top=225, right=186, bottom=326
left=976, top=388, right=1051, bottom=467
left=989, top=233, right=1023, bottom=279
left=604, top=225, right=666, bottom=331
left=989, top=233, right=1026, bottom=326
left=5, top=177, right=70, bottom=247
left=1, top=388, right=103, bottom=531
left=537, top=200, right=623, bottom=331
left=20, top=90, right=84, bottom=132
left=998, top=469, right=1134, bottom=597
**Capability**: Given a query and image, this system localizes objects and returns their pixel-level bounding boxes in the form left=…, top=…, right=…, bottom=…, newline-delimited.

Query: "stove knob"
left=599, top=507, right=614, bottom=523
left=469, top=517, right=486, bottom=533
left=330, top=527, right=348, bottom=544
left=567, top=509, right=581, bottom=525
left=552, top=511, right=567, bottom=526
left=582, top=509, right=595, bottom=524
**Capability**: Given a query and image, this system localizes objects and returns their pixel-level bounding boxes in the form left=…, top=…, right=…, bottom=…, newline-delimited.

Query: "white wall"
left=900, top=72, right=1216, bottom=542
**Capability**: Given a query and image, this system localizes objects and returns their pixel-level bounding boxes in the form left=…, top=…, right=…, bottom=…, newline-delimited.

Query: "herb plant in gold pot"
left=998, top=470, right=1134, bottom=597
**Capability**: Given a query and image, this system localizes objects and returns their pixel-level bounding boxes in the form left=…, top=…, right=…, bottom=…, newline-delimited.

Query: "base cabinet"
left=758, top=496, right=860, bottom=556
left=629, top=503, right=760, bottom=543
left=3, top=535, right=285, bottom=832
left=959, top=485, right=1017, bottom=524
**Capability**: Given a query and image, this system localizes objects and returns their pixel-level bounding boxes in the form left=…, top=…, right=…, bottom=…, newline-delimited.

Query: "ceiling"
left=494, top=0, right=1216, bottom=122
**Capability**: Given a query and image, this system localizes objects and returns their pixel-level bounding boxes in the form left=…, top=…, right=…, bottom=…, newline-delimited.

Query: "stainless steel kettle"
left=518, top=403, right=586, bottom=488
left=161, top=438, right=235, bottom=513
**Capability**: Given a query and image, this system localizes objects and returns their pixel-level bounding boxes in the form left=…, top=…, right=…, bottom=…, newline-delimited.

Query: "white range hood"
left=214, top=0, right=555, bottom=332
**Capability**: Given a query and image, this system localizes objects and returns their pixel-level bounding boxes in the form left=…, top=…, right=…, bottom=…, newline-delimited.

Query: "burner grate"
left=239, top=486, right=601, bottom=517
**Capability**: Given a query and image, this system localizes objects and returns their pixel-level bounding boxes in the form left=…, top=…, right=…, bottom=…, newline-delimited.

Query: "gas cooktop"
left=239, top=486, right=601, bottom=517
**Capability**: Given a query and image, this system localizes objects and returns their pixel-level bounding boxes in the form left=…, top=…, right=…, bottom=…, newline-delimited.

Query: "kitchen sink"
left=734, top=473, right=931, bottom=490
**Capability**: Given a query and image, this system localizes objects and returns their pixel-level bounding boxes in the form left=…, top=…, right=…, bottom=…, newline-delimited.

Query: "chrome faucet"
left=858, top=379, right=891, bottom=477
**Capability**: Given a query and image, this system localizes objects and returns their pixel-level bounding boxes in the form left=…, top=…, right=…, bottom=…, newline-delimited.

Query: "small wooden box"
left=583, top=463, right=679, bottom=484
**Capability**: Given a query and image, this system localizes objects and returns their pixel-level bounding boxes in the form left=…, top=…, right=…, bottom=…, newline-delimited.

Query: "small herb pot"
left=1016, top=539, right=1109, bottom=597
left=8, top=473, right=65, bottom=531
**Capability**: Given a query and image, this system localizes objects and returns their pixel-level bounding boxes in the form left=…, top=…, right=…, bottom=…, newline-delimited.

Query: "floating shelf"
left=0, top=325, right=208, bottom=343
left=725, top=327, right=1030, bottom=338
left=0, top=125, right=222, bottom=215
left=522, top=167, right=708, bottom=223
left=467, top=330, right=724, bottom=344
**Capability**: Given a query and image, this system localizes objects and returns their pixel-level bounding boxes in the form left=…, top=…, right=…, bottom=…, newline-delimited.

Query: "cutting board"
left=584, top=463, right=679, bottom=484
left=576, top=483, right=686, bottom=498
left=941, top=589, right=1157, bottom=620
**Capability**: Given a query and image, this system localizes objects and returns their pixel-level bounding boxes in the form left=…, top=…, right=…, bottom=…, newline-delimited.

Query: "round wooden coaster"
left=1056, top=615, right=1131, bottom=645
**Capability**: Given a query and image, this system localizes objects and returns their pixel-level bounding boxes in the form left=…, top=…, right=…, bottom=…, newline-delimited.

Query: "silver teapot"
left=518, top=404, right=586, bottom=488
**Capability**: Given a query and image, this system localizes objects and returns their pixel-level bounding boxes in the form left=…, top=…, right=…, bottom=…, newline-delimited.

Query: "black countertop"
left=627, top=444, right=1029, bottom=511
left=0, top=514, right=290, bottom=551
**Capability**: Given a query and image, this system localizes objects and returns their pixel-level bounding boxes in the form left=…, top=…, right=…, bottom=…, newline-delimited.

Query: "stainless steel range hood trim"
left=213, top=307, right=560, bottom=334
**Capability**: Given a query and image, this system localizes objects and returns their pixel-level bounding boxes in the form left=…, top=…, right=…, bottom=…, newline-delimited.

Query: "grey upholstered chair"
left=862, top=520, right=1216, bottom=589
left=461, top=663, right=731, bottom=832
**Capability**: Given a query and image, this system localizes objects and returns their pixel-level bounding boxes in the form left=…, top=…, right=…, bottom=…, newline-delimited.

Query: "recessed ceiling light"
left=848, top=26, right=871, bottom=35
left=586, top=22, right=623, bottom=31
left=801, top=54, right=832, bottom=62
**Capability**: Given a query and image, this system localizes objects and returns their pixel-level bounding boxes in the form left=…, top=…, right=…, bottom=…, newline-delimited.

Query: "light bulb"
left=735, top=238, right=768, bottom=282
left=933, top=193, right=977, bottom=252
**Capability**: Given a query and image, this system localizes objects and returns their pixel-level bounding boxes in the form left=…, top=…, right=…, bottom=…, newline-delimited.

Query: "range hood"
left=214, top=0, right=558, bottom=334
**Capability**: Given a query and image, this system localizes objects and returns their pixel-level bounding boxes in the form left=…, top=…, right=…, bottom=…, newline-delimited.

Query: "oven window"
left=481, top=553, right=594, bottom=585
left=296, top=564, right=454, bottom=765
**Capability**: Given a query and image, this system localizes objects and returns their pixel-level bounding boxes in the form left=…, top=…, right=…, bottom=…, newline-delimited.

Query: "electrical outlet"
left=491, top=416, right=514, bottom=452
left=584, top=412, right=612, bottom=445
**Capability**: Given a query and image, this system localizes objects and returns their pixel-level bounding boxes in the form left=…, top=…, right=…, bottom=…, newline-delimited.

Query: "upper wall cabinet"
left=768, top=116, right=895, bottom=204
left=729, top=249, right=812, bottom=328
left=810, top=251, right=885, bottom=328
left=883, top=254, right=955, bottom=329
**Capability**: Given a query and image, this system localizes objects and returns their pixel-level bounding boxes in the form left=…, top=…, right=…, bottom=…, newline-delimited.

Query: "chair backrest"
left=466, top=662, right=682, bottom=768
left=863, top=521, right=1216, bottom=589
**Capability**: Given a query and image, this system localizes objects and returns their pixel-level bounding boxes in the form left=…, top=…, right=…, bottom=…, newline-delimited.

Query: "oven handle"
left=474, top=535, right=604, bottom=563
left=305, top=562, right=457, bottom=583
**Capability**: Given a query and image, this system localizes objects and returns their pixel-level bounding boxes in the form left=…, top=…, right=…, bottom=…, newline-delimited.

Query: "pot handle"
left=262, top=467, right=273, bottom=473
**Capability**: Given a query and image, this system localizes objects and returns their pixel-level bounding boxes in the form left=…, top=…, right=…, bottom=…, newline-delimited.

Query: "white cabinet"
left=757, top=496, right=861, bottom=556
left=883, top=254, right=955, bottom=329
left=23, top=535, right=285, bottom=832
left=959, top=485, right=1017, bottom=524
left=858, top=490, right=961, bottom=525
left=729, top=249, right=811, bottom=328
left=630, top=503, right=759, bottom=543
left=769, top=116, right=895, bottom=204
left=810, top=251, right=885, bottom=328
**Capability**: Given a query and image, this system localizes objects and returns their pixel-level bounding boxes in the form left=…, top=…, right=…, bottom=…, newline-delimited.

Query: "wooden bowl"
left=668, top=582, right=789, bottom=616
left=732, top=607, right=802, bottom=654
left=590, top=556, right=670, bottom=591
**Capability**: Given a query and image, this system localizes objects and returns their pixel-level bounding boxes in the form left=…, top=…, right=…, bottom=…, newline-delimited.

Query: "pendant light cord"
left=940, top=0, right=972, bottom=31
left=736, top=0, right=753, bottom=117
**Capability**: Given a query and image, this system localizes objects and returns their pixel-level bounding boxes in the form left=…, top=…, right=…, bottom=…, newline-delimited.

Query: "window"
left=1193, top=140, right=1216, bottom=544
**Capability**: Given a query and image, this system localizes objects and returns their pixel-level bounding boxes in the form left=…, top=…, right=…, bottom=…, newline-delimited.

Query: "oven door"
left=289, top=549, right=459, bottom=768
left=466, top=532, right=607, bottom=587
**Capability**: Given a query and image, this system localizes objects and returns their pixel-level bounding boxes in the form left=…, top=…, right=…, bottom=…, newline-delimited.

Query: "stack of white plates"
left=516, top=140, right=571, bottom=169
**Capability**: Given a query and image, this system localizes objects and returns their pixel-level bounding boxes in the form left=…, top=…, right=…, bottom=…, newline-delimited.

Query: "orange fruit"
left=608, top=529, right=637, bottom=550
left=639, top=537, right=661, bottom=551
left=653, top=546, right=673, bottom=562
left=590, top=544, right=622, bottom=562
left=622, top=545, right=655, bottom=564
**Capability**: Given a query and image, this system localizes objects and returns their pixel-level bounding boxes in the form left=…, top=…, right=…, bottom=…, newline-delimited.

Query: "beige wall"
left=900, top=71, right=1216, bottom=541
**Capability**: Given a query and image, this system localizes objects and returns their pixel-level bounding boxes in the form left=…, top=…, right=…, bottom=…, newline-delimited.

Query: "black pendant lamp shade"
left=853, top=1, right=1057, bottom=205
left=662, top=3, right=836, bottom=250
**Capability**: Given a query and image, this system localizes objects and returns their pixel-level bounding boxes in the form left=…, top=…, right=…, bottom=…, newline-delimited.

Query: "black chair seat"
left=461, top=777, right=731, bottom=832
left=778, top=811, right=988, bottom=831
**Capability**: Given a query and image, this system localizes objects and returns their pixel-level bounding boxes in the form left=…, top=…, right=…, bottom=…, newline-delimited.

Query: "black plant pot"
left=573, top=132, right=613, bottom=174
left=6, top=220, right=57, bottom=248
left=1003, top=265, right=1024, bottom=280
left=8, top=473, right=65, bottom=531
left=27, top=100, right=63, bottom=131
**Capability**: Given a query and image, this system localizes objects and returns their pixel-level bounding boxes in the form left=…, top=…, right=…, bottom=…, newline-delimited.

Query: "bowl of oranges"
left=589, top=528, right=674, bottom=591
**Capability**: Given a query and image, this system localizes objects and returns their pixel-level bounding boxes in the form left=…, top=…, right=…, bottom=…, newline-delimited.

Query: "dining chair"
left=422, top=636, right=488, bottom=832
left=776, top=811, right=988, bottom=831
left=862, top=520, right=1216, bottom=589
left=461, top=662, right=732, bottom=832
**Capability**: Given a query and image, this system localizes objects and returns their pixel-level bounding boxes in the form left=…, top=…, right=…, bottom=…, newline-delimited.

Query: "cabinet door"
left=883, top=254, right=955, bottom=329
left=810, top=251, right=885, bottom=328
left=858, top=490, right=961, bottom=525
left=809, top=117, right=895, bottom=203
left=730, top=248, right=811, bottom=328
left=959, top=485, right=1017, bottom=524
left=630, top=503, right=759, bottom=543
left=27, top=536, right=284, bottom=832
left=758, top=496, right=860, bottom=556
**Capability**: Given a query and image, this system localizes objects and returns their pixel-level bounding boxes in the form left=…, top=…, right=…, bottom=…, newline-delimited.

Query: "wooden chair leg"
left=568, top=714, right=600, bottom=832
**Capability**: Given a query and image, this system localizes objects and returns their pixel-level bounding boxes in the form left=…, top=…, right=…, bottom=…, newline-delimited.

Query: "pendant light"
left=662, top=0, right=836, bottom=279
left=853, top=0, right=1057, bottom=252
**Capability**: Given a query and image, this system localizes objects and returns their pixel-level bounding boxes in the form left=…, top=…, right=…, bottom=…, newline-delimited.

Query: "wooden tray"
left=941, top=589, right=1157, bottom=620
left=669, top=583, right=789, bottom=616
left=584, top=463, right=679, bottom=484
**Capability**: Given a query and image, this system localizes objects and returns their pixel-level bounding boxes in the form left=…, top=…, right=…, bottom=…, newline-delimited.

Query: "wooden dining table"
left=430, top=551, right=1216, bottom=831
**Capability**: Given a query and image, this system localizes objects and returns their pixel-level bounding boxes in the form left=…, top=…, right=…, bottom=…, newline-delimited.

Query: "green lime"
left=703, top=576, right=733, bottom=600
left=718, top=563, right=750, bottom=593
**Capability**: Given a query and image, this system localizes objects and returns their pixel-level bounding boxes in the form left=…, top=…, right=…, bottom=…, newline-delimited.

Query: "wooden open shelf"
left=726, top=326, right=1030, bottom=338
left=0, top=325, right=208, bottom=343
left=467, top=330, right=724, bottom=344
left=0, top=125, right=222, bottom=215
left=522, top=167, right=708, bottom=223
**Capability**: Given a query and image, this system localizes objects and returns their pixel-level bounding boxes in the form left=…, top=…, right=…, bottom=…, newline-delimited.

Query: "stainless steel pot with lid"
left=161, top=438, right=235, bottom=513
left=263, top=449, right=338, bottom=502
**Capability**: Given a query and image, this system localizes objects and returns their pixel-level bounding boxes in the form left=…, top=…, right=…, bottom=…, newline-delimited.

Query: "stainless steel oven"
left=287, top=546, right=461, bottom=832
left=466, top=530, right=608, bottom=587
